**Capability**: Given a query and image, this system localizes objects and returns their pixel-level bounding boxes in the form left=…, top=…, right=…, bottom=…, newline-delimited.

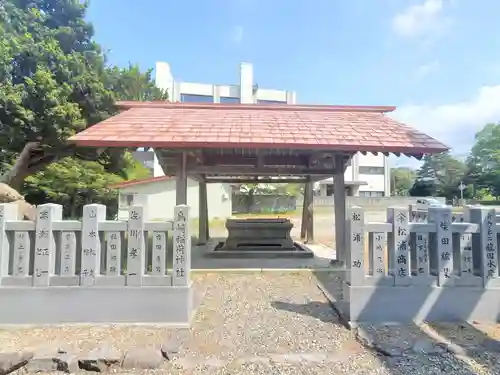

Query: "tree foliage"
left=467, top=123, right=500, bottom=197
left=391, top=167, right=415, bottom=196
left=0, top=0, right=167, bottom=192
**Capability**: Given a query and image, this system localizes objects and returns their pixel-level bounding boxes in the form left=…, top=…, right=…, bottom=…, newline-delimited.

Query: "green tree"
left=0, top=1, right=167, bottom=193
left=467, top=123, right=500, bottom=198
left=391, top=167, right=415, bottom=196
left=411, top=152, right=467, bottom=199
left=23, top=151, right=151, bottom=218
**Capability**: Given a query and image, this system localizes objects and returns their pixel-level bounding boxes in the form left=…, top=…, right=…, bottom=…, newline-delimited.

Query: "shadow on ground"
left=283, top=270, right=500, bottom=375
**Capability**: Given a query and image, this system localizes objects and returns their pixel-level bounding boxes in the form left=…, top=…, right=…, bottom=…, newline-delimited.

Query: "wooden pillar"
left=333, top=155, right=347, bottom=264
left=176, top=152, right=188, bottom=205
left=305, top=180, right=314, bottom=243
left=198, top=178, right=209, bottom=245
left=300, top=181, right=309, bottom=240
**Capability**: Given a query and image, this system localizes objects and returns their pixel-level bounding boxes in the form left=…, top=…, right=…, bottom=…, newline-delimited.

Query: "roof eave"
left=67, top=137, right=448, bottom=158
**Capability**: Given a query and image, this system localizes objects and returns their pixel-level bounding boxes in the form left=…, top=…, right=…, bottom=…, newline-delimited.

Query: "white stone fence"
left=338, top=205, right=500, bottom=324
left=0, top=203, right=193, bottom=326
left=348, top=205, right=498, bottom=287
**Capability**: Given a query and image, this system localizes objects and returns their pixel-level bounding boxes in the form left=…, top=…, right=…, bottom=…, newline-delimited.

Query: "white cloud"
left=231, top=25, right=244, bottom=44
left=391, top=85, right=500, bottom=156
left=392, top=0, right=451, bottom=38
left=415, top=60, right=440, bottom=78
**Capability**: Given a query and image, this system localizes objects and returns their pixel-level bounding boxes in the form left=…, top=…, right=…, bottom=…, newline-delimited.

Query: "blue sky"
left=87, top=0, right=500, bottom=165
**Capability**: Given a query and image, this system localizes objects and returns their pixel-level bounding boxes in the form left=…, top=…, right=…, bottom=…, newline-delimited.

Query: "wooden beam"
left=300, top=180, right=310, bottom=240
left=188, top=165, right=339, bottom=176
left=176, top=152, right=188, bottom=205
left=305, top=181, right=314, bottom=244
left=203, top=154, right=309, bottom=167
left=205, top=178, right=310, bottom=184
left=333, top=154, right=346, bottom=265
left=198, top=178, right=209, bottom=245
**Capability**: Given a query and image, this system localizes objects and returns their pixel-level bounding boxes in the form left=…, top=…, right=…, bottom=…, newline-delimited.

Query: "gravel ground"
left=0, top=272, right=499, bottom=374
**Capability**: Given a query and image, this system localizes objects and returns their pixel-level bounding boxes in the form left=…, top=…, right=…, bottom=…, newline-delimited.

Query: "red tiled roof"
left=68, top=102, right=448, bottom=155
left=110, top=176, right=172, bottom=189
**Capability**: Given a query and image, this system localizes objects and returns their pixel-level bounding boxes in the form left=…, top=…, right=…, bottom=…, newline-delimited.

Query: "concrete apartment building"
left=132, top=61, right=390, bottom=197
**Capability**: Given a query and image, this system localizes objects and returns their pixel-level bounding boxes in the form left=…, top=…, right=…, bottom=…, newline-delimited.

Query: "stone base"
left=0, top=284, right=195, bottom=326
left=330, top=281, right=500, bottom=325
left=211, top=241, right=314, bottom=259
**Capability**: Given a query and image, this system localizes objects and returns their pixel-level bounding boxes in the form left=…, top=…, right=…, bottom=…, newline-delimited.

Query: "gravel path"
left=0, top=272, right=499, bottom=374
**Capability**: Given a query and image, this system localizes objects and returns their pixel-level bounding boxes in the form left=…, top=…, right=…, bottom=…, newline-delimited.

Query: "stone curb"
left=0, top=341, right=180, bottom=374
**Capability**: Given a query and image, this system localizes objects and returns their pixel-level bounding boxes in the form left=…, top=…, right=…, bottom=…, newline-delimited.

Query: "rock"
left=374, top=343, right=405, bottom=357
left=0, top=351, right=33, bottom=375
left=444, top=343, right=483, bottom=356
left=482, top=338, right=500, bottom=352
left=26, top=351, right=78, bottom=373
left=79, top=346, right=123, bottom=372
left=354, top=326, right=375, bottom=347
left=13, top=199, right=36, bottom=221
left=412, top=339, right=446, bottom=355
left=0, top=183, right=23, bottom=203
left=122, top=348, right=163, bottom=370
left=160, top=340, right=181, bottom=360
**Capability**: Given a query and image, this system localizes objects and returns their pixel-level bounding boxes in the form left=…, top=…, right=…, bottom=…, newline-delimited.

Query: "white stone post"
left=454, top=207, right=482, bottom=287
left=348, top=206, right=365, bottom=286
left=13, top=231, right=30, bottom=277
left=428, top=206, right=454, bottom=286
left=388, top=207, right=411, bottom=286
left=33, top=204, right=62, bottom=286
left=152, top=231, right=167, bottom=275
left=470, top=207, right=499, bottom=287
left=172, top=205, right=190, bottom=286
left=0, top=204, right=18, bottom=282
left=460, top=207, right=473, bottom=276
left=60, top=231, right=77, bottom=277
left=105, top=231, right=121, bottom=276
left=126, top=205, right=146, bottom=286
left=369, top=231, right=387, bottom=277
left=81, top=204, right=106, bottom=286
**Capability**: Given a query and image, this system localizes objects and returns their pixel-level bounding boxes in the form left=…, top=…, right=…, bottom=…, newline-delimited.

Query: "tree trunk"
left=1, top=142, right=40, bottom=191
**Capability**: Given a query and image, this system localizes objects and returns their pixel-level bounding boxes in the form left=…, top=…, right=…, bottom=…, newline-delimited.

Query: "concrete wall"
left=118, top=179, right=232, bottom=221
left=0, top=203, right=194, bottom=325
left=296, top=196, right=446, bottom=210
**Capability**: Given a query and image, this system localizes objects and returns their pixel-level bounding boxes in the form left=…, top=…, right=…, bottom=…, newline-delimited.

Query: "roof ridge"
left=116, top=101, right=396, bottom=113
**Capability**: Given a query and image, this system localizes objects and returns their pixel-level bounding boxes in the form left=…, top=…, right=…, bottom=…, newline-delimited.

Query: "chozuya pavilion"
left=69, top=101, right=448, bottom=263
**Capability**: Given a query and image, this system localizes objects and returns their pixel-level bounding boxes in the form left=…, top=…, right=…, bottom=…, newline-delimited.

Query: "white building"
left=316, top=153, right=391, bottom=198
left=113, top=177, right=232, bottom=221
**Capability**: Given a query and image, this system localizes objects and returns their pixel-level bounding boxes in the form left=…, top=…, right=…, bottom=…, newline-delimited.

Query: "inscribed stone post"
left=369, top=231, right=387, bottom=278
left=172, top=205, right=190, bottom=286
left=81, top=204, right=106, bottom=286
left=59, top=231, right=77, bottom=277
left=459, top=207, right=473, bottom=277
left=0, top=204, right=18, bottom=281
left=126, top=205, right=146, bottom=286
left=106, top=231, right=121, bottom=276
left=152, top=232, right=166, bottom=275
left=469, top=207, right=499, bottom=287
left=428, top=206, right=454, bottom=286
left=387, top=207, right=411, bottom=286
left=348, top=206, right=365, bottom=285
left=33, top=204, right=62, bottom=286
left=13, top=231, right=30, bottom=277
